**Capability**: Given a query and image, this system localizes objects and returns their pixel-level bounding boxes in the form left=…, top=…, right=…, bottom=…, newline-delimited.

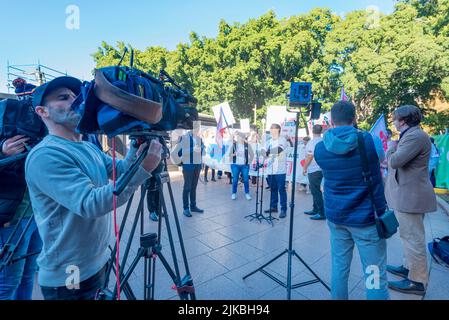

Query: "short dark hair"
left=312, top=124, right=323, bottom=135
left=393, top=105, right=422, bottom=127
left=270, top=123, right=281, bottom=133
left=331, top=101, right=356, bottom=125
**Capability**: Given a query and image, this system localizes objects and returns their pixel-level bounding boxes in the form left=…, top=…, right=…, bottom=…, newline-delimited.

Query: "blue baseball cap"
left=32, top=76, right=82, bottom=108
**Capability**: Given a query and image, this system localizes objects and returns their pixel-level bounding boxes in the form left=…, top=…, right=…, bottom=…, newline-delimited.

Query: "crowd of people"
left=0, top=75, right=442, bottom=300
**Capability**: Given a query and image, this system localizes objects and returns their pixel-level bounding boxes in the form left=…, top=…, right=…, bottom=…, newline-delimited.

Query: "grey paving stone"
left=223, top=262, right=281, bottom=298
left=424, top=268, right=449, bottom=300
left=188, top=254, right=229, bottom=286
left=224, top=242, right=267, bottom=261
left=207, top=246, right=251, bottom=271
left=243, top=230, right=289, bottom=253
left=195, top=276, right=258, bottom=300
left=189, top=219, right=228, bottom=234
left=259, top=286, right=309, bottom=300
left=196, top=231, right=235, bottom=250
left=183, top=237, right=214, bottom=258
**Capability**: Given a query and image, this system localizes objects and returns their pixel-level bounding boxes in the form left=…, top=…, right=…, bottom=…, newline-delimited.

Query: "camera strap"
left=357, top=131, right=380, bottom=219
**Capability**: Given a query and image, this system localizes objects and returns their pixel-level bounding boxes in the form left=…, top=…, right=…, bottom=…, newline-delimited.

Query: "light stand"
left=242, top=83, right=329, bottom=300
left=244, top=142, right=277, bottom=226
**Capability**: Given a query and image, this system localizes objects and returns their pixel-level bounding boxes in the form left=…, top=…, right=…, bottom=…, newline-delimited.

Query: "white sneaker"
left=245, top=193, right=252, bottom=200
left=232, top=194, right=237, bottom=200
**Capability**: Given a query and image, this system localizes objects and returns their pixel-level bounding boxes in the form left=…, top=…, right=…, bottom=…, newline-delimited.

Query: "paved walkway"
left=33, top=170, right=449, bottom=300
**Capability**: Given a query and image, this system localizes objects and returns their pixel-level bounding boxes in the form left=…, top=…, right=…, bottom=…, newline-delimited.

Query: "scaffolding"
left=6, top=61, right=68, bottom=93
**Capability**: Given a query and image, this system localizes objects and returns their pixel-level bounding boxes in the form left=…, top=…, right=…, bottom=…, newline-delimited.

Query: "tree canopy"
left=92, top=0, right=449, bottom=132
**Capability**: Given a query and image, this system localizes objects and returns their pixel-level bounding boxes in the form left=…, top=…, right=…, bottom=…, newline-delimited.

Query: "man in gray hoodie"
left=25, top=77, right=162, bottom=300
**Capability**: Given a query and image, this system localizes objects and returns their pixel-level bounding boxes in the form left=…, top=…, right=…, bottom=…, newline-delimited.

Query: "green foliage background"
left=92, top=0, right=449, bottom=133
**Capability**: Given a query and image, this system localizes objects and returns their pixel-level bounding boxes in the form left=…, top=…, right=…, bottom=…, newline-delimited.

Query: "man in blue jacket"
left=314, top=101, right=389, bottom=300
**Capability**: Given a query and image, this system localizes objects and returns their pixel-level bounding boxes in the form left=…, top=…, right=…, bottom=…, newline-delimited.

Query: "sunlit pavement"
left=33, top=170, right=449, bottom=300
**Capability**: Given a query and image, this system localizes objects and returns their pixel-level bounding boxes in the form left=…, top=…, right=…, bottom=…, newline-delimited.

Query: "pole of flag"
left=340, top=86, right=348, bottom=101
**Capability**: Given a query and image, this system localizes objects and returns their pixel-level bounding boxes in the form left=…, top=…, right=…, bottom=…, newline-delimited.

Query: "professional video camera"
left=0, top=98, right=47, bottom=148
left=73, top=50, right=198, bottom=138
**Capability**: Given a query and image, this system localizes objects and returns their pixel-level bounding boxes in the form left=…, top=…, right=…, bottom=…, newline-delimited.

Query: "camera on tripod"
left=73, top=48, right=198, bottom=138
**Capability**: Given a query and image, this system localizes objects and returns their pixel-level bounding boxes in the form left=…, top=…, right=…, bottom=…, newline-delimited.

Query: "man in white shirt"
left=303, top=125, right=325, bottom=220
left=264, top=124, right=289, bottom=218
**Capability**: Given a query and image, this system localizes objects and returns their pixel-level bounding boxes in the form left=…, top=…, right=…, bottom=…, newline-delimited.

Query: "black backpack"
left=428, top=237, right=449, bottom=268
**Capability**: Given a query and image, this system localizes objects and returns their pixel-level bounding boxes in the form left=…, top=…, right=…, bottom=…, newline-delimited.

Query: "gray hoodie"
left=25, top=135, right=150, bottom=287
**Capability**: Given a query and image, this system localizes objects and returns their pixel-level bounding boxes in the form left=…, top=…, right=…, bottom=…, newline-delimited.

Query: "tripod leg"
left=103, top=193, right=134, bottom=290
left=118, top=186, right=146, bottom=281
left=144, top=252, right=154, bottom=300
left=242, top=250, right=288, bottom=280
left=164, top=175, right=196, bottom=300
left=109, top=262, right=136, bottom=300
left=159, top=185, right=182, bottom=284
left=156, top=249, right=193, bottom=300
left=293, top=251, right=330, bottom=291
left=113, top=247, right=146, bottom=300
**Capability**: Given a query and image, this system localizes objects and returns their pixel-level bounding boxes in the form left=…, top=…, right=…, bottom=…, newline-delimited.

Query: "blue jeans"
left=327, top=221, right=389, bottom=300
left=268, top=174, right=287, bottom=211
left=0, top=217, right=42, bottom=300
left=231, top=164, right=249, bottom=194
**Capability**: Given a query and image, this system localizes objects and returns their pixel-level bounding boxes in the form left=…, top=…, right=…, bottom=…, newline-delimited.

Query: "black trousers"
left=430, top=170, right=436, bottom=188
left=308, top=171, right=324, bottom=215
left=204, top=166, right=215, bottom=180
left=41, top=264, right=107, bottom=300
left=182, top=167, right=201, bottom=209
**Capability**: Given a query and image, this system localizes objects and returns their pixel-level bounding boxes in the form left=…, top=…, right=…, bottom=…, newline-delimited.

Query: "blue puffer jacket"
left=314, top=126, right=387, bottom=227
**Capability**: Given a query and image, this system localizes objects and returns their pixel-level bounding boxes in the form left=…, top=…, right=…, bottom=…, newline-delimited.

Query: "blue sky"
left=0, top=0, right=396, bottom=92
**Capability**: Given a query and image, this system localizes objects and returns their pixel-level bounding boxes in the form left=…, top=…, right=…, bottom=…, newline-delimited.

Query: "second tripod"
left=245, top=162, right=277, bottom=226
left=98, top=134, right=195, bottom=300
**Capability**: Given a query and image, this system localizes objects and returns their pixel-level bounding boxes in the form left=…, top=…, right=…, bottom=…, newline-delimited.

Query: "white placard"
left=266, top=106, right=297, bottom=131
left=212, top=102, right=235, bottom=128
left=240, top=119, right=250, bottom=133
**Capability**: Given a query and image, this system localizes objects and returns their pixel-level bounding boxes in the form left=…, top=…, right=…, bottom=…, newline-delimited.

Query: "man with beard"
left=25, top=77, right=162, bottom=300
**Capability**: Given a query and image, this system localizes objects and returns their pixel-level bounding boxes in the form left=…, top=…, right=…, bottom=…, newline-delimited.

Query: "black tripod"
left=243, top=112, right=330, bottom=300
left=245, top=149, right=276, bottom=226
left=0, top=205, right=41, bottom=273
left=98, top=133, right=195, bottom=300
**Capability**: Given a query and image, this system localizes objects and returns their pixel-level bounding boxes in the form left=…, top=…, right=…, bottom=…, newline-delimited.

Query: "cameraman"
left=25, top=77, right=162, bottom=300
left=0, top=135, right=42, bottom=300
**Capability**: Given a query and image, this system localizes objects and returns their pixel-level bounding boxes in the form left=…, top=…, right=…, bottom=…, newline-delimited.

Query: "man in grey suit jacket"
left=385, top=105, right=437, bottom=296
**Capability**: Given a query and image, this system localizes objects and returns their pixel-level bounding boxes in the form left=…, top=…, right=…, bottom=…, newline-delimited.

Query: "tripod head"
left=114, top=130, right=169, bottom=195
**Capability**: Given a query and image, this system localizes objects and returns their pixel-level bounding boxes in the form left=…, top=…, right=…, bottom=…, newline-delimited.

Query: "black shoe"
left=387, top=265, right=409, bottom=279
left=183, top=209, right=192, bottom=217
left=190, top=207, right=204, bottom=214
left=264, top=208, right=278, bottom=213
left=310, top=213, right=326, bottom=221
left=149, top=211, right=158, bottom=222
left=211, top=178, right=217, bottom=182
left=304, top=210, right=316, bottom=216
left=388, top=279, right=426, bottom=296
left=279, top=211, right=287, bottom=219
left=204, top=178, right=209, bottom=183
